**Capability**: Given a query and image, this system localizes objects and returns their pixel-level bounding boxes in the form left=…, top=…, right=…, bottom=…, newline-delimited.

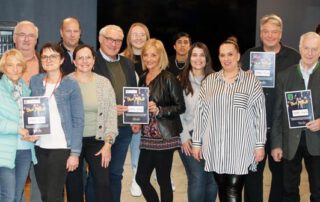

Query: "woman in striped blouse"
left=192, top=37, right=267, bottom=202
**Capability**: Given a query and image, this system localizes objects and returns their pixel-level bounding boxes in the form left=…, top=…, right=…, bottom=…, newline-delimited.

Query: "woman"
left=122, top=22, right=150, bottom=197
left=178, top=42, right=217, bottom=202
left=66, top=44, right=117, bottom=202
left=29, top=43, right=84, bottom=202
left=192, top=38, right=267, bottom=202
left=132, top=38, right=185, bottom=202
left=0, top=49, right=37, bottom=202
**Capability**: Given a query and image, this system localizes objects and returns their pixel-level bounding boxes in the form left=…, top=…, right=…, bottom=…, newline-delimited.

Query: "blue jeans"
left=179, top=150, right=218, bottom=202
left=0, top=166, right=15, bottom=202
left=14, top=150, right=32, bottom=202
left=109, top=126, right=132, bottom=202
left=130, top=132, right=141, bottom=170
left=21, top=164, right=42, bottom=202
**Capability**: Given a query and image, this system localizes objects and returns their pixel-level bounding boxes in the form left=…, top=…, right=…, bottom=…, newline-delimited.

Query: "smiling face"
left=99, top=28, right=123, bottom=59
left=3, top=55, right=25, bottom=84
left=219, top=43, right=240, bottom=72
left=142, top=46, right=161, bottom=71
left=299, top=35, right=320, bottom=69
left=14, top=23, right=38, bottom=52
left=260, top=21, right=282, bottom=51
left=130, top=25, right=148, bottom=50
left=74, top=47, right=95, bottom=73
left=41, top=48, right=64, bottom=73
left=190, top=47, right=206, bottom=73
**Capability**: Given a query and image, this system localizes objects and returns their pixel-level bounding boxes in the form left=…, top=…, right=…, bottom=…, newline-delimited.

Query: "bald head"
left=60, top=17, right=81, bottom=51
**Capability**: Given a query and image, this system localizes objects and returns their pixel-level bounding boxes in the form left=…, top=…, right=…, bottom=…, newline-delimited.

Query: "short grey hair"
left=14, top=20, right=39, bottom=38
left=99, top=24, right=124, bottom=39
left=260, top=14, right=283, bottom=31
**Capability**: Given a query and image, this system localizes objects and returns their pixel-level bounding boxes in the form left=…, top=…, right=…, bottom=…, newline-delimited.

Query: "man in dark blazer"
left=241, top=14, right=300, bottom=202
left=271, top=32, right=320, bottom=202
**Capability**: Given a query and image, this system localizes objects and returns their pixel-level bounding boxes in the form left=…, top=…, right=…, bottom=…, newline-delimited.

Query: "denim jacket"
left=30, top=73, right=84, bottom=156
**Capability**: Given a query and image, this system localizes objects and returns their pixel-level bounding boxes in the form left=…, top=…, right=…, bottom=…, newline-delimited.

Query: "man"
left=167, top=32, right=191, bottom=76
left=240, top=14, right=300, bottom=202
left=94, top=24, right=136, bottom=202
left=13, top=20, right=42, bottom=202
left=59, top=17, right=82, bottom=74
left=271, top=32, right=320, bottom=202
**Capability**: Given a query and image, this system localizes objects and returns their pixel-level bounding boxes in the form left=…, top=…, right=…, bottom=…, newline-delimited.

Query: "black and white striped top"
left=192, top=69, right=267, bottom=175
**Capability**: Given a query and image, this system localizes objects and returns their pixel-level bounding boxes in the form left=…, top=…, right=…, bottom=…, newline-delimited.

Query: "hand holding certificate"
left=22, top=96, right=51, bottom=135
left=285, top=90, right=314, bottom=128
left=123, top=87, right=149, bottom=124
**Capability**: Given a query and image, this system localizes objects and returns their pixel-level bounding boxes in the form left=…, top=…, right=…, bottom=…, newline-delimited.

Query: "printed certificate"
left=250, top=51, right=276, bottom=88
left=22, top=96, right=51, bottom=135
left=123, top=87, right=149, bottom=124
left=285, top=90, right=314, bottom=128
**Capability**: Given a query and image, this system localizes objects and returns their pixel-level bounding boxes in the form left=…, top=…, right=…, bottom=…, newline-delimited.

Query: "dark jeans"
left=179, top=150, right=217, bottom=202
left=283, top=132, right=320, bottom=202
left=66, top=137, right=113, bottom=202
left=109, top=126, right=132, bottom=202
left=244, top=132, right=283, bottom=202
left=34, top=146, right=69, bottom=202
left=214, top=173, right=246, bottom=202
left=136, top=149, right=175, bottom=202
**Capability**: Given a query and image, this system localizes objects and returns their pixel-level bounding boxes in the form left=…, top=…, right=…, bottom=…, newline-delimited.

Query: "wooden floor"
left=25, top=151, right=310, bottom=202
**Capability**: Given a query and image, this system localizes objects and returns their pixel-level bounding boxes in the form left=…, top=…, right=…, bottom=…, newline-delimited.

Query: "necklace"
left=175, top=59, right=185, bottom=70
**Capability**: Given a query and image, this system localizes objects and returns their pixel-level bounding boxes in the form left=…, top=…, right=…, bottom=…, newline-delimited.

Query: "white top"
left=36, top=83, right=67, bottom=149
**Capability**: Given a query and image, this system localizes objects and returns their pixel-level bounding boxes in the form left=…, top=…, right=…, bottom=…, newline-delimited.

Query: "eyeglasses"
left=41, top=54, right=60, bottom=61
left=15, top=33, right=37, bottom=39
left=103, top=36, right=123, bottom=45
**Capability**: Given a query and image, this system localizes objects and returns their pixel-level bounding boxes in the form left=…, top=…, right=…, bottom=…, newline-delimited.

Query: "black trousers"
left=213, top=172, right=246, bottom=202
left=244, top=132, right=283, bottom=202
left=283, top=132, right=320, bottom=202
left=34, top=146, right=69, bottom=202
left=66, top=137, right=113, bottom=202
left=136, top=149, right=175, bottom=202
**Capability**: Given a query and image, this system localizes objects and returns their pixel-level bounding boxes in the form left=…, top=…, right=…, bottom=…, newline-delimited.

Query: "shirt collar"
left=299, top=60, right=318, bottom=75
left=217, top=68, right=244, bottom=83
left=99, top=49, right=120, bottom=62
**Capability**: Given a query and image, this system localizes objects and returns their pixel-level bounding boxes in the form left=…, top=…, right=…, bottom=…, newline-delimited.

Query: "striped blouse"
left=192, top=69, right=267, bottom=175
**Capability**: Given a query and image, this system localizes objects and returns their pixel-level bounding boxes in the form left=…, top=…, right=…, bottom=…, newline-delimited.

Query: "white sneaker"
left=171, top=180, right=176, bottom=192
left=130, top=179, right=142, bottom=197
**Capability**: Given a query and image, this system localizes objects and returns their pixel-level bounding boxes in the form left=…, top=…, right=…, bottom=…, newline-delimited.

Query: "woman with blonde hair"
left=0, top=49, right=37, bottom=202
left=132, top=38, right=185, bottom=202
left=122, top=22, right=150, bottom=196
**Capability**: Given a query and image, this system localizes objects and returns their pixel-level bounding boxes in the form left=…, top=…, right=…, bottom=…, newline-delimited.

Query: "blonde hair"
left=99, top=24, right=124, bottom=39
left=14, top=20, right=39, bottom=38
left=141, top=38, right=169, bottom=71
left=123, top=22, right=150, bottom=61
left=0, top=49, right=27, bottom=73
left=260, top=14, right=283, bottom=31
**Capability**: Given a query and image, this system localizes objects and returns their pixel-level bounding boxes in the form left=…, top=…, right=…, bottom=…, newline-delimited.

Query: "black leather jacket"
left=140, top=70, right=186, bottom=139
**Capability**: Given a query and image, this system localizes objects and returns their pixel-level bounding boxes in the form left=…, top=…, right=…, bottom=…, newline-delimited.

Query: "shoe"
left=130, top=179, right=142, bottom=197
left=171, top=180, right=176, bottom=192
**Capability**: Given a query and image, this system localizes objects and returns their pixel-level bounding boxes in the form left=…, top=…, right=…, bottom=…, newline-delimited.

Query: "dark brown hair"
left=178, top=42, right=214, bottom=96
left=73, top=44, right=96, bottom=60
left=40, top=42, right=65, bottom=76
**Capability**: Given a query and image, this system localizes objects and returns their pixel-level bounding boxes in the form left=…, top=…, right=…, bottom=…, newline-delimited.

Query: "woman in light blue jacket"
left=29, top=43, right=84, bottom=202
left=0, top=49, right=37, bottom=202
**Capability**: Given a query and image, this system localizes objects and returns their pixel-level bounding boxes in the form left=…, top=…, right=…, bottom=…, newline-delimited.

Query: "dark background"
left=97, top=0, right=257, bottom=70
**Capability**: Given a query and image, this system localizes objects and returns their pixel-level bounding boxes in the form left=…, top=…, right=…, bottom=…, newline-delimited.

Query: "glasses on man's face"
left=103, top=36, right=123, bottom=45
left=15, top=33, right=37, bottom=39
left=41, top=54, right=60, bottom=61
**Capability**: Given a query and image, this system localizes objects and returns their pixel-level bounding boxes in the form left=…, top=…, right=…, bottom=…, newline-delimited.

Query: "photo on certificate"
left=123, top=87, right=149, bottom=124
left=285, top=90, right=314, bottom=129
left=22, top=96, right=51, bottom=135
left=250, top=51, right=275, bottom=88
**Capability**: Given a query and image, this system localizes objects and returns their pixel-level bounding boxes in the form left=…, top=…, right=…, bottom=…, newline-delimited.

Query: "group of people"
left=0, top=13, right=319, bottom=202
